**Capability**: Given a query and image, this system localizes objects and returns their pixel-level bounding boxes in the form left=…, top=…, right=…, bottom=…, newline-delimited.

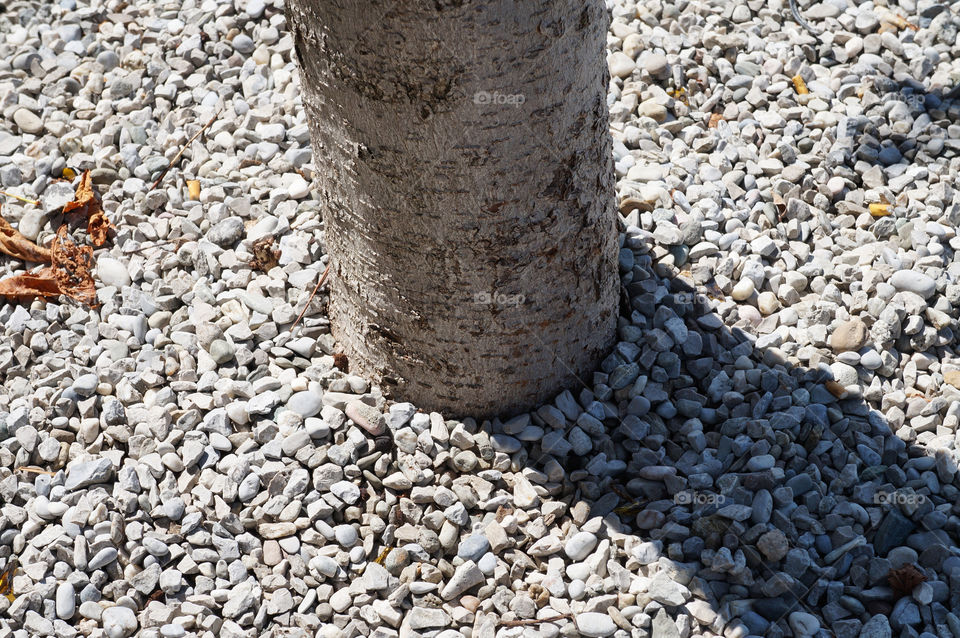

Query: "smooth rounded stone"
left=88, top=547, right=118, bottom=570
left=568, top=579, right=586, bottom=599
left=890, top=270, right=936, bottom=298
left=887, top=546, right=918, bottom=569
left=72, top=373, right=99, bottom=398
left=79, top=600, right=102, bottom=621
left=287, top=391, right=324, bottom=418
left=56, top=582, right=76, bottom=619
left=686, top=599, right=718, bottom=625
left=142, top=537, right=169, bottom=557
left=490, top=433, right=521, bottom=453
left=757, top=291, right=779, bottom=315
left=575, top=612, right=618, bottom=637
left=608, top=52, right=636, bottom=78
left=206, top=217, right=244, bottom=247
left=311, top=555, right=339, bottom=578
left=13, top=108, right=43, bottom=134
left=96, top=49, right=119, bottom=69
left=477, top=551, right=497, bottom=574
left=329, top=588, right=353, bottom=613
left=18, top=210, right=46, bottom=241
left=102, top=605, right=138, bottom=638
left=334, top=524, right=358, bottom=547
left=383, top=547, right=410, bottom=575
left=746, top=454, right=775, bottom=471
left=564, top=531, right=598, bottom=561
left=788, top=612, right=820, bottom=637
left=208, top=340, right=235, bottom=364
left=856, top=349, right=882, bottom=369
left=97, top=257, right=131, bottom=288
left=159, top=624, right=186, bottom=638
left=751, top=490, right=773, bottom=524
left=732, top=278, right=755, bottom=301
left=233, top=34, right=255, bottom=54
left=831, top=319, right=868, bottom=352
left=635, top=509, right=665, bottom=529
left=830, top=362, right=859, bottom=386
left=458, top=534, right=491, bottom=562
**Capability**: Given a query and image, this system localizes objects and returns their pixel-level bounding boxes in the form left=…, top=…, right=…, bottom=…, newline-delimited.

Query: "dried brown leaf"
left=0, top=226, right=96, bottom=305
left=0, top=208, right=51, bottom=263
left=50, top=225, right=96, bottom=306
left=888, top=564, right=926, bottom=597
left=63, top=170, right=113, bottom=246
left=250, top=236, right=280, bottom=272
left=0, top=269, right=63, bottom=301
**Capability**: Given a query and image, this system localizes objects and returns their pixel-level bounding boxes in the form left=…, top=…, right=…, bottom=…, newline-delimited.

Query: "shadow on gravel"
left=532, top=254, right=960, bottom=638
left=830, top=77, right=960, bottom=173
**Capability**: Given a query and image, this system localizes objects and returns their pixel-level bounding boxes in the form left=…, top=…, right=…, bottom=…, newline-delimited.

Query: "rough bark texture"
left=287, top=0, right=618, bottom=418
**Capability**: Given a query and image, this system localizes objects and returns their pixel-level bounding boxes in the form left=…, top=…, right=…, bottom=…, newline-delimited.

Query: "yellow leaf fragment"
left=188, top=180, right=201, bottom=200
left=869, top=203, right=890, bottom=217
left=792, top=75, right=808, bottom=95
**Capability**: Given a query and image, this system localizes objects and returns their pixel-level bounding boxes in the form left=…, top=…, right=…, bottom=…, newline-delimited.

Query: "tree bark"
left=286, top=0, right=618, bottom=418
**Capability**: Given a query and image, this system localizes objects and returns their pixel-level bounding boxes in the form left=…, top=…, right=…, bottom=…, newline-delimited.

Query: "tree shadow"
left=491, top=240, right=960, bottom=638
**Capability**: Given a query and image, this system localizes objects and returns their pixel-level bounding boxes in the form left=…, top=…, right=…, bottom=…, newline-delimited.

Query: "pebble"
left=13, top=108, right=43, bottom=134
left=97, top=258, right=131, bottom=288
left=564, top=531, right=598, bottom=561
left=575, top=612, right=618, bottom=637
left=890, top=271, right=937, bottom=298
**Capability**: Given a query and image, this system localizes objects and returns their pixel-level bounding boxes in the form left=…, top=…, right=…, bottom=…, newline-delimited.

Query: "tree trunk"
left=286, top=0, right=618, bottom=418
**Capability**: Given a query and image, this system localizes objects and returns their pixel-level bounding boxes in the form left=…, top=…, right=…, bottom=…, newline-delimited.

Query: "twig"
left=0, top=191, right=39, bottom=206
left=290, top=263, right=331, bottom=333
left=122, top=237, right=192, bottom=255
left=15, top=466, right=56, bottom=476
left=500, top=614, right=573, bottom=627
left=149, top=109, right=221, bottom=191
left=789, top=0, right=823, bottom=38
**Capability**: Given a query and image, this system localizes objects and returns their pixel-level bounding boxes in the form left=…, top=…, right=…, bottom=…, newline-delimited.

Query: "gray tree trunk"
left=286, top=0, right=618, bottom=418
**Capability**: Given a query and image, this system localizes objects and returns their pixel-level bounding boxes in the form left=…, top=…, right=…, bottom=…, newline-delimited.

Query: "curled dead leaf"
left=63, top=170, right=113, bottom=246
left=0, top=226, right=96, bottom=305
left=708, top=113, right=723, bottom=128
left=888, top=564, right=926, bottom=597
left=0, top=269, right=63, bottom=301
left=50, top=225, right=96, bottom=306
left=250, top=236, right=280, bottom=272
left=0, top=208, right=51, bottom=263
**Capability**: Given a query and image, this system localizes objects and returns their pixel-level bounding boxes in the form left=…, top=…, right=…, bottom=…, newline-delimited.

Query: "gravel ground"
left=2, top=0, right=960, bottom=637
